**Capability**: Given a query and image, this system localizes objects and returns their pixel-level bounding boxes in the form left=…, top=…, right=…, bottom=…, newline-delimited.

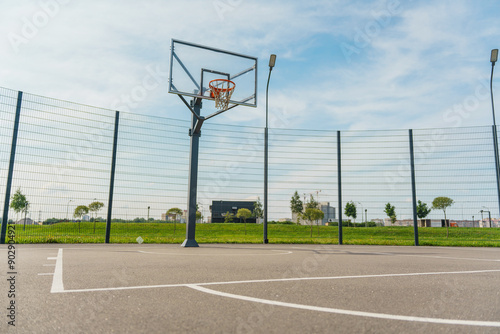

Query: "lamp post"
left=357, top=202, right=363, bottom=224
left=66, top=199, right=73, bottom=221
left=92, top=198, right=97, bottom=233
left=482, top=208, right=492, bottom=228
left=491, top=49, right=498, bottom=125
left=147, top=206, right=150, bottom=221
left=264, top=54, right=276, bottom=244
left=365, top=209, right=367, bottom=227
left=490, top=49, right=500, bottom=219
left=23, top=202, right=28, bottom=231
left=481, top=207, right=492, bottom=228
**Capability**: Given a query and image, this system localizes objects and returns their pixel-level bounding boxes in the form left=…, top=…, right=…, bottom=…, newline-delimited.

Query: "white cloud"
left=1, top=0, right=499, bottom=130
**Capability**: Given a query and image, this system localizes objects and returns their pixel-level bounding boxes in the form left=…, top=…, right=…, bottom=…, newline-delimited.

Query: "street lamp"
left=491, top=49, right=498, bottom=120
left=357, top=202, right=363, bottom=224
left=264, top=54, right=276, bottom=244
left=66, top=199, right=73, bottom=221
left=92, top=198, right=97, bottom=233
left=482, top=207, right=492, bottom=228
left=23, top=201, right=28, bottom=231
left=147, top=206, right=150, bottom=221
left=365, top=209, right=367, bottom=227
left=490, top=49, right=500, bottom=219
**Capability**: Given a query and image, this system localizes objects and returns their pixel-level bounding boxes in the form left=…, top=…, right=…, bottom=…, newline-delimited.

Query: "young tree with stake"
left=384, top=203, right=396, bottom=225
left=416, top=200, right=431, bottom=227
left=432, top=197, right=454, bottom=238
left=237, top=208, right=252, bottom=235
left=344, top=201, right=357, bottom=225
left=290, top=191, right=303, bottom=224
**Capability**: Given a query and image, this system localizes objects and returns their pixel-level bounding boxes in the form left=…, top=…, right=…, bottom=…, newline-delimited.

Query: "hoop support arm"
left=204, top=103, right=238, bottom=121
left=178, top=94, right=202, bottom=120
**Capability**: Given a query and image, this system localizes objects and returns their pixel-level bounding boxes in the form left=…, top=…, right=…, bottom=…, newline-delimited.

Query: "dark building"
left=210, top=200, right=256, bottom=224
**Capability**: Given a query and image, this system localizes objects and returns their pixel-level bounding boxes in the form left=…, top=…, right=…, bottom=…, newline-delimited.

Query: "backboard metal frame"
left=168, top=39, right=258, bottom=108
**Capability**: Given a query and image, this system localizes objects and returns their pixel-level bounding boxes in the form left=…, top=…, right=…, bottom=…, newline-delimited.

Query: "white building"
left=15, top=218, right=34, bottom=225
left=292, top=202, right=336, bottom=226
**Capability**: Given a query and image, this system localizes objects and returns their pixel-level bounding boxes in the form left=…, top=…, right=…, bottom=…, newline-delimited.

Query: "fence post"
left=409, top=129, right=419, bottom=246
left=337, top=130, right=343, bottom=245
left=1, top=91, right=23, bottom=244
left=105, top=111, right=120, bottom=243
left=492, top=125, right=500, bottom=218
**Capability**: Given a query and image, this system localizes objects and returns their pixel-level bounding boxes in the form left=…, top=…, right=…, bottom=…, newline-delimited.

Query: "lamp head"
left=269, top=54, right=277, bottom=69
left=491, top=49, right=498, bottom=64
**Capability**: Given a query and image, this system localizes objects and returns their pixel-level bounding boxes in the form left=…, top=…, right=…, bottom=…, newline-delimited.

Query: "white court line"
left=50, top=249, right=64, bottom=293
left=38, top=273, right=54, bottom=276
left=401, top=254, right=500, bottom=262
left=187, top=285, right=500, bottom=328
left=137, top=250, right=293, bottom=256
left=54, top=268, right=500, bottom=293
left=287, top=246, right=500, bottom=262
left=49, top=251, right=500, bottom=328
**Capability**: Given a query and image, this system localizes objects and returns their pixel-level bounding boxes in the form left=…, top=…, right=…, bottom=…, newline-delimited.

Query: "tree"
left=167, top=207, right=183, bottom=235
left=301, top=208, right=324, bottom=238
left=344, top=201, right=357, bottom=224
left=73, top=205, right=88, bottom=234
left=305, top=194, right=319, bottom=210
left=416, top=200, right=431, bottom=227
left=237, top=208, right=252, bottom=235
left=73, top=205, right=89, bottom=219
left=89, top=201, right=104, bottom=233
left=432, top=197, right=454, bottom=238
left=253, top=197, right=263, bottom=223
left=223, top=211, right=234, bottom=224
left=290, top=191, right=303, bottom=224
left=10, top=188, right=29, bottom=222
left=384, top=203, right=396, bottom=225
left=195, top=203, right=202, bottom=222
left=167, top=207, right=183, bottom=221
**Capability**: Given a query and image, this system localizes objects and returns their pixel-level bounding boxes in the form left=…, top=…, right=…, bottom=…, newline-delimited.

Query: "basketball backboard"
left=168, top=39, right=258, bottom=108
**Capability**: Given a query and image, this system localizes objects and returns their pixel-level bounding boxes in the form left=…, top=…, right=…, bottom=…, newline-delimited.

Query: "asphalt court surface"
left=1, top=244, right=500, bottom=333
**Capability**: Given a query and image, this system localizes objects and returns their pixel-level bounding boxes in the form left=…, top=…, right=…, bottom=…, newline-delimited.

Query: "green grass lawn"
left=8, top=222, right=500, bottom=247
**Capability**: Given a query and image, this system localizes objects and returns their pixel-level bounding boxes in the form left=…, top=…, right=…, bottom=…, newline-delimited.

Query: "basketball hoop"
left=209, top=79, right=235, bottom=110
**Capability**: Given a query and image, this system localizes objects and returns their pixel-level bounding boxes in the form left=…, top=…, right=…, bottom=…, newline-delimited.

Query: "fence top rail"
left=1, top=86, right=498, bottom=134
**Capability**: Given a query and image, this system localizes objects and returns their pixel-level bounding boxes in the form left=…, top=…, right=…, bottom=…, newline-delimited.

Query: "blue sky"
left=1, top=1, right=500, bottom=223
left=1, top=0, right=499, bottom=132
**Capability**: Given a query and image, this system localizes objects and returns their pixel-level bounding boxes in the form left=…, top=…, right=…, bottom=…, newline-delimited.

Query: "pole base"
left=181, top=239, right=199, bottom=247
left=263, top=239, right=269, bottom=244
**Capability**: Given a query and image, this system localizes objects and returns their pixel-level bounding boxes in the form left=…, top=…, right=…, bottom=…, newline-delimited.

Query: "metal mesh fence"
left=413, top=127, right=498, bottom=225
left=1, top=87, right=499, bottom=244
left=341, top=129, right=412, bottom=225
left=268, top=128, right=337, bottom=221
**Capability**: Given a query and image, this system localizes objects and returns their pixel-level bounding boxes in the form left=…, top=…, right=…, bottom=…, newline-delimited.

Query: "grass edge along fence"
left=10, top=222, right=500, bottom=247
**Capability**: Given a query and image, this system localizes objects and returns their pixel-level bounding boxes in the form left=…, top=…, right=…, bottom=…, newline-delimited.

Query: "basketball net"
left=209, top=79, right=235, bottom=111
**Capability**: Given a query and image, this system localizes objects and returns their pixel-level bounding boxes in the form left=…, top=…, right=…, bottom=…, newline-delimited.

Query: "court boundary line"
left=48, top=247, right=500, bottom=327
left=50, top=248, right=64, bottom=293
left=55, top=268, right=500, bottom=293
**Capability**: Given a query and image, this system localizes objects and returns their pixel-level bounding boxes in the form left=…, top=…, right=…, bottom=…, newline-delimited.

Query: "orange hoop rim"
left=209, top=79, right=236, bottom=93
